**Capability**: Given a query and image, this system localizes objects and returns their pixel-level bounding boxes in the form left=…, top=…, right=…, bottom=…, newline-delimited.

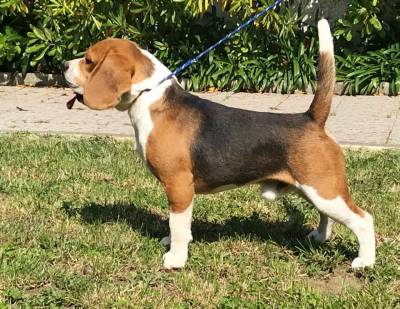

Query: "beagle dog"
left=64, top=19, right=375, bottom=270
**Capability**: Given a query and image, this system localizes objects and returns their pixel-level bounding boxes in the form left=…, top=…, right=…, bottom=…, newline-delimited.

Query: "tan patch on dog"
left=145, top=95, right=201, bottom=213
left=289, top=124, right=364, bottom=216
left=266, top=170, right=296, bottom=185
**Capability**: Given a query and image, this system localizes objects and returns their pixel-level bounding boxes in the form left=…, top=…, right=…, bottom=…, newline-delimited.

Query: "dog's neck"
left=116, top=48, right=174, bottom=111
left=133, top=49, right=173, bottom=93
left=127, top=48, right=176, bottom=161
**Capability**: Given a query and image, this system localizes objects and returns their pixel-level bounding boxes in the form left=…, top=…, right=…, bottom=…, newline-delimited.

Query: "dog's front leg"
left=162, top=177, right=194, bottom=269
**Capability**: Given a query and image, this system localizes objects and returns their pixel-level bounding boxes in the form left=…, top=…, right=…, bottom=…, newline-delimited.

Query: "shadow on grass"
left=63, top=198, right=358, bottom=262
left=62, top=198, right=321, bottom=252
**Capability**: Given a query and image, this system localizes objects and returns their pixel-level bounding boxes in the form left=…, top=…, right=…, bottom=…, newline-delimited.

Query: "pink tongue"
left=66, top=94, right=77, bottom=109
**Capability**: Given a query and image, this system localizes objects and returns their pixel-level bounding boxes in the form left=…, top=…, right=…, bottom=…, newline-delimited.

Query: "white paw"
left=163, top=251, right=187, bottom=269
left=307, top=230, right=327, bottom=243
left=160, top=236, right=170, bottom=246
left=351, top=257, right=375, bottom=269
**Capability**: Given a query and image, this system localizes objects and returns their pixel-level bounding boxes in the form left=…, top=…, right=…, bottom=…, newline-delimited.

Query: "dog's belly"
left=192, top=139, right=288, bottom=193
left=207, top=184, right=239, bottom=194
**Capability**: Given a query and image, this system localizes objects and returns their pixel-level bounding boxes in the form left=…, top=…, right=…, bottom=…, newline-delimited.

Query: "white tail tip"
left=318, top=19, right=333, bottom=54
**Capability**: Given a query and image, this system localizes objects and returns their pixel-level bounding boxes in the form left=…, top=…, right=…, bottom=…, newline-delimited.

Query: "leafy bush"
left=334, top=0, right=400, bottom=54
left=336, top=44, right=400, bottom=95
left=332, top=0, right=400, bottom=95
left=0, top=26, right=24, bottom=64
left=0, top=0, right=399, bottom=94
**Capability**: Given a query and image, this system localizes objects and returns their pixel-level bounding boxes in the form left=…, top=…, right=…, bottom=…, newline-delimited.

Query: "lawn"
left=0, top=133, right=399, bottom=308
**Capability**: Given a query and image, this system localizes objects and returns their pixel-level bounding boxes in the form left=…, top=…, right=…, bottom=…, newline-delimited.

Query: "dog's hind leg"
left=299, top=184, right=375, bottom=269
left=291, top=19, right=375, bottom=268
left=292, top=137, right=375, bottom=269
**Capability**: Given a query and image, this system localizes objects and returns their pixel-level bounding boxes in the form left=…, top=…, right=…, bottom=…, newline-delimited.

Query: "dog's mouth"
left=66, top=92, right=84, bottom=109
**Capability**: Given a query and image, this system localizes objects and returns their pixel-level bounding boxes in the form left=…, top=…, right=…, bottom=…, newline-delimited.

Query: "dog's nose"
left=63, top=61, right=69, bottom=71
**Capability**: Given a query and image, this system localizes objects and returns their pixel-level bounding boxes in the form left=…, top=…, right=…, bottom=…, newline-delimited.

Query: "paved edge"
left=0, top=72, right=67, bottom=87
left=0, top=72, right=397, bottom=96
left=1, top=131, right=398, bottom=150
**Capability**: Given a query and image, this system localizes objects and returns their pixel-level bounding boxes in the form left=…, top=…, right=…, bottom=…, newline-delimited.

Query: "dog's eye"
left=85, top=58, right=93, bottom=65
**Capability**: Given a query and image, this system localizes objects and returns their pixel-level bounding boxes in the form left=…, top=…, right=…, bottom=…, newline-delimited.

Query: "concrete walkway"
left=0, top=85, right=399, bottom=147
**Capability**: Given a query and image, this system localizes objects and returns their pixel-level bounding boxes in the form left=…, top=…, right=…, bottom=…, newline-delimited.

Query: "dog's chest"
left=128, top=98, right=154, bottom=162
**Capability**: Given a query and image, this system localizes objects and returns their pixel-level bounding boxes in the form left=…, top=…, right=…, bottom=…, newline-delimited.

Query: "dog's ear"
left=84, top=54, right=133, bottom=110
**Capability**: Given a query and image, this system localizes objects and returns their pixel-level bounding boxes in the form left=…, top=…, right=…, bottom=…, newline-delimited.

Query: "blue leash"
left=158, top=0, right=284, bottom=85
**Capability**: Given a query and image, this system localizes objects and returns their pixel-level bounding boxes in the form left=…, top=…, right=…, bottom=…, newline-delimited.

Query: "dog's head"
left=64, top=39, right=154, bottom=110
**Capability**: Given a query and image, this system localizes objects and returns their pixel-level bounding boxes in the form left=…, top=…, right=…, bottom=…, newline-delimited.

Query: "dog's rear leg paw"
left=163, top=251, right=187, bottom=269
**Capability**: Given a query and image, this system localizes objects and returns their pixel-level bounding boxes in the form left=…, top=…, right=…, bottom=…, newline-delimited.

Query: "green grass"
left=0, top=133, right=399, bottom=308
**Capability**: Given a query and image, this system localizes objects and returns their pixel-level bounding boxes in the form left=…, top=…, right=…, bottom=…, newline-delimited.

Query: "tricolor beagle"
left=64, top=19, right=375, bottom=270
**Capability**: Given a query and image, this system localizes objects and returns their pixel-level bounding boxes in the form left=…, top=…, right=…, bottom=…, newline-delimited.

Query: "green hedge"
left=0, top=0, right=399, bottom=94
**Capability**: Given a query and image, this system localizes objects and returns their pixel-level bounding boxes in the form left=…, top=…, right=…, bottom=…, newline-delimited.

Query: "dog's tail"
left=307, top=19, right=335, bottom=127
